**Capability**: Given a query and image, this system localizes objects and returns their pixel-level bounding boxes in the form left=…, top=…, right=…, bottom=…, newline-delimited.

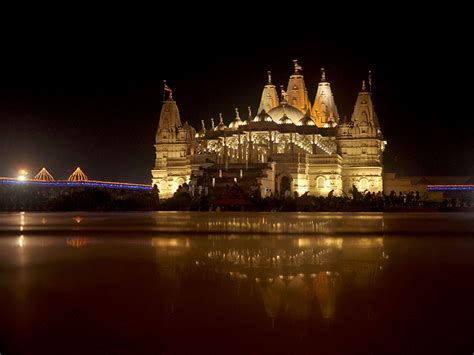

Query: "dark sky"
left=1, top=13, right=472, bottom=183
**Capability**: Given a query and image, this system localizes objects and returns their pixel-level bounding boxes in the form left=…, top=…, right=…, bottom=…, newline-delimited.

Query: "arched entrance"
left=280, top=176, right=292, bottom=197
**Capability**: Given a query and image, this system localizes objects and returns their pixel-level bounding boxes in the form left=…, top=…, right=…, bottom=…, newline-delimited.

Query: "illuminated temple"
left=152, top=60, right=387, bottom=199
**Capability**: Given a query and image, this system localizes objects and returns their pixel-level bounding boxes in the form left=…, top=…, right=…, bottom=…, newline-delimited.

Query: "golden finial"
left=235, top=108, right=240, bottom=119
left=321, top=68, right=326, bottom=82
left=201, top=119, right=206, bottom=130
left=362, top=80, right=367, bottom=91
left=247, top=106, right=252, bottom=119
left=219, top=113, right=224, bottom=123
left=267, top=71, right=272, bottom=84
left=368, top=70, right=372, bottom=92
left=293, top=59, right=302, bottom=74
left=280, top=85, right=288, bottom=101
left=211, top=118, right=215, bottom=129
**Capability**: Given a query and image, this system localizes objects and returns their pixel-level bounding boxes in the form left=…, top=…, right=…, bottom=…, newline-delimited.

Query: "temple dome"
left=214, top=113, right=227, bottom=131
left=215, top=122, right=226, bottom=131
left=279, top=114, right=293, bottom=125
left=229, top=108, right=245, bottom=129
left=297, top=112, right=316, bottom=126
left=253, top=109, right=273, bottom=122
left=268, top=103, right=304, bottom=124
left=229, top=119, right=244, bottom=129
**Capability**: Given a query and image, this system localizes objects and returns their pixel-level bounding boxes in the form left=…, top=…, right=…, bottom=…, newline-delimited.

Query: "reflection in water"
left=17, top=235, right=25, bottom=248
left=150, top=234, right=386, bottom=326
left=66, top=237, right=90, bottom=248
left=0, top=211, right=392, bottom=235
left=314, top=271, right=342, bottom=319
left=3, top=234, right=385, bottom=327
left=3, top=219, right=474, bottom=354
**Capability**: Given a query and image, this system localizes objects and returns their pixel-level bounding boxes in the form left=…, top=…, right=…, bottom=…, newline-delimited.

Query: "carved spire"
left=157, top=90, right=182, bottom=132
left=287, top=59, right=310, bottom=112
left=258, top=71, right=279, bottom=113
left=351, top=79, right=380, bottom=129
left=211, top=118, right=215, bottom=129
left=247, top=106, right=252, bottom=120
left=311, top=67, right=340, bottom=128
left=321, top=68, right=326, bottom=82
left=201, top=119, right=206, bottom=130
left=219, top=112, right=224, bottom=124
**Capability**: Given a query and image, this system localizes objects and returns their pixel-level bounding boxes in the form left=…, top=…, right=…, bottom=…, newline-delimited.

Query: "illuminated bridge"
left=0, top=167, right=152, bottom=191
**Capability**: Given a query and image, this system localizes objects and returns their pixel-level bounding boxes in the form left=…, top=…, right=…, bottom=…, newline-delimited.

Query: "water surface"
left=1, top=212, right=473, bottom=354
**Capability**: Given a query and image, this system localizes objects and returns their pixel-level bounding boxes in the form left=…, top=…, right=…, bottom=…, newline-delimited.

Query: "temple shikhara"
left=152, top=60, right=387, bottom=199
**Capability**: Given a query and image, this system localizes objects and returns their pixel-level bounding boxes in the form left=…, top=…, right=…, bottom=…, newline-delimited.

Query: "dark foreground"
left=1, top=212, right=474, bottom=354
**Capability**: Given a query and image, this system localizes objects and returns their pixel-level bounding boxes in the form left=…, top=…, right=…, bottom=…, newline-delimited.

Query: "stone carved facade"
left=152, top=61, right=386, bottom=199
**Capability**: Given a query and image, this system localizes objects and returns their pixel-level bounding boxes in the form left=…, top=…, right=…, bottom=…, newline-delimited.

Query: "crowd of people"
left=0, top=184, right=159, bottom=211
left=158, top=182, right=472, bottom=212
left=1, top=181, right=470, bottom=212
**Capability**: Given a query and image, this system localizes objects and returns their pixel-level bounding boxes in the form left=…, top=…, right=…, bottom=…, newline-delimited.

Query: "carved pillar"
left=248, top=132, right=253, bottom=164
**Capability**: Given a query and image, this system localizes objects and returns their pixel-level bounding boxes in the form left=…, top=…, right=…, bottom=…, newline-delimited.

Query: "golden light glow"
left=17, top=169, right=28, bottom=181
left=152, top=59, right=386, bottom=197
left=152, top=238, right=190, bottom=248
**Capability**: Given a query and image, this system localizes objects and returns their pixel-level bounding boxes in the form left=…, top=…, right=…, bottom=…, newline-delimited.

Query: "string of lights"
left=426, top=185, right=474, bottom=191
left=0, top=177, right=152, bottom=191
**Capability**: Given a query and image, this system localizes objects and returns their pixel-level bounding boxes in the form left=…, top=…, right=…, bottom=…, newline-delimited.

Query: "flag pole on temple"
left=163, top=80, right=173, bottom=100
left=368, top=70, right=372, bottom=92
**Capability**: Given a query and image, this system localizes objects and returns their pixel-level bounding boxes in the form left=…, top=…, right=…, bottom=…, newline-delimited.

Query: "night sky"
left=1, top=14, right=472, bottom=183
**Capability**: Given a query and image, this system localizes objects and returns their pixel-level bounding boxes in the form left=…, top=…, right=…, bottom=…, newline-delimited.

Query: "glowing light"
left=17, top=170, right=28, bottom=181
left=151, top=238, right=190, bottom=248
left=18, top=235, right=24, bottom=248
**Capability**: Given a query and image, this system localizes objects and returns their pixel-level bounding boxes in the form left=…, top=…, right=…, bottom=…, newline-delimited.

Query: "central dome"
left=268, top=103, right=304, bottom=124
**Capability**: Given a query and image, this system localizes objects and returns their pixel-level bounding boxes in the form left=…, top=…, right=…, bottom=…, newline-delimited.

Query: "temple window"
left=317, top=176, right=325, bottom=189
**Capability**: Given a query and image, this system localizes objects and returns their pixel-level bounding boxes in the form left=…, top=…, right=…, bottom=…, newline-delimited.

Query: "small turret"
left=243, top=106, right=253, bottom=125
left=351, top=78, right=380, bottom=131
left=229, top=108, right=244, bottom=129
left=196, top=120, right=206, bottom=138
left=157, top=89, right=182, bottom=132
left=215, top=113, right=227, bottom=131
